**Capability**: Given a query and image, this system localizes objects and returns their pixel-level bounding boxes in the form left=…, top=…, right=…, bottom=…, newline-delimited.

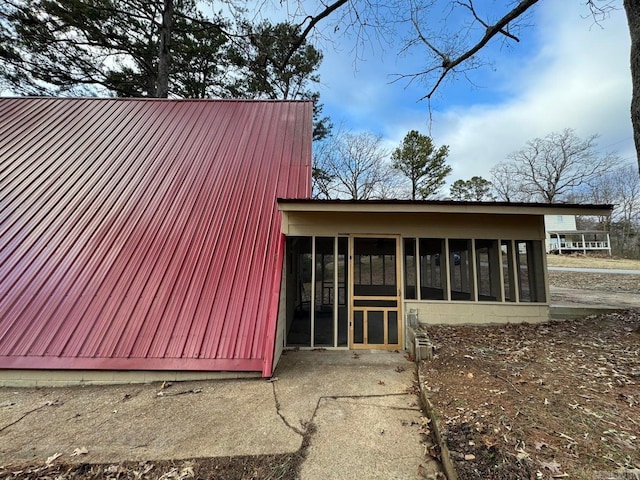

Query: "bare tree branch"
left=456, top=0, right=520, bottom=43
left=280, top=0, right=348, bottom=70
left=415, top=0, right=540, bottom=100
left=498, top=129, right=620, bottom=203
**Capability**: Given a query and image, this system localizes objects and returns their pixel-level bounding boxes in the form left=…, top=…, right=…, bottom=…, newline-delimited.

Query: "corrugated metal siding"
left=0, top=98, right=311, bottom=373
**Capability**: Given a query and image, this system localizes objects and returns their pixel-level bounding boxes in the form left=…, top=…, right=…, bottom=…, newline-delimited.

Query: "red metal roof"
left=0, top=98, right=312, bottom=376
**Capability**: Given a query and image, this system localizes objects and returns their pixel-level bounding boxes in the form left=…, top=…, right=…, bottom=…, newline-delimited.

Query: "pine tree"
left=391, top=130, right=450, bottom=200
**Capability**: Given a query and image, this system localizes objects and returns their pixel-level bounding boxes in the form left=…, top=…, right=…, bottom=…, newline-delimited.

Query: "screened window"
left=353, top=237, right=396, bottom=297
left=314, top=237, right=334, bottom=346
left=286, top=237, right=312, bottom=346
left=475, top=239, right=501, bottom=302
left=404, top=238, right=417, bottom=299
left=337, top=237, right=348, bottom=346
left=285, top=236, right=349, bottom=348
left=409, top=237, right=546, bottom=304
left=449, top=239, right=473, bottom=301
left=516, top=240, right=546, bottom=302
left=419, top=238, right=446, bottom=300
left=501, top=240, right=516, bottom=302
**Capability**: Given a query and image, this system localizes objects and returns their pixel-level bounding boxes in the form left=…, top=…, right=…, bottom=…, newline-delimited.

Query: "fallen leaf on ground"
left=70, top=447, right=88, bottom=456
left=158, top=465, right=194, bottom=480
left=540, top=460, right=562, bottom=474
left=45, top=453, right=62, bottom=466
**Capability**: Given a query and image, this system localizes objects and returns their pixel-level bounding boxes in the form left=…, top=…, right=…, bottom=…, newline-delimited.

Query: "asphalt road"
left=548, top=266, right=640, bottom=275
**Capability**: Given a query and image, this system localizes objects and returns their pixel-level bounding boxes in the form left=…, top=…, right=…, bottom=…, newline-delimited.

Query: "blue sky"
left=310, top=1, right=634, bottom=186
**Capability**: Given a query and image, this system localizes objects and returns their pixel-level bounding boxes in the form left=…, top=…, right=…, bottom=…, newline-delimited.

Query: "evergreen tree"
left=233, top=20, right=331, bottom=140
left=0, top=0, right=226, bottom=96
left=391, top=130, right=450, bottom=200
left=0, top=0, right=324, bottom=104
left=450, top=176, right=494, bottom=201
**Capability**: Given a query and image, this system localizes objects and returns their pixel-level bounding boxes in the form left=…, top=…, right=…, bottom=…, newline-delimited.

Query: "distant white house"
left=544, top=215, right=611, bottom=255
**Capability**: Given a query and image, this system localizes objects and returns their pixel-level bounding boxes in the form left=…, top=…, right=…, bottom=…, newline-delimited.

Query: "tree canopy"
left=391, top=130, right=450, bottom=200
left=449, top=176, right=494, bottom=201
left=235, top=20, right=322, bottom=100
left=583, top=163, right=640, bottom=256
left=313, top=129, right=395, bottom=200
left=1, top=0, right=220, bottom=97
left=0, top=0, right=327, bottom=107
left=491, top=129, right=619, bottom=203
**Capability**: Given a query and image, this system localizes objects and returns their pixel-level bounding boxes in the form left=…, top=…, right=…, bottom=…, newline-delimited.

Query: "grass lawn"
left=546, top=254, right=640, bottom=270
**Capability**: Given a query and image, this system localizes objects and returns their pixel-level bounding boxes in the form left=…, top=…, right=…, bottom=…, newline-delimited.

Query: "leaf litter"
left=420, top=310, right=640, bottom=479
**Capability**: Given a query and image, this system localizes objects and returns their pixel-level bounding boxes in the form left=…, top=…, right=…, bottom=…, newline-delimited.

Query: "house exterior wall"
left=544, top=215, right=577, bottom=232
left=0, top=98, right=313, bottom=378
left=282, top=212, right=545, bottom=240
left=544, top=215, right=577, bottom=252
left=405, top=302, right=548, bottom=325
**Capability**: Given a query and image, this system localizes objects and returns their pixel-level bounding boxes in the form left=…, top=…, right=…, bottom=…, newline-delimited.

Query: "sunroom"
left=275, top=199, right=612, bottom=353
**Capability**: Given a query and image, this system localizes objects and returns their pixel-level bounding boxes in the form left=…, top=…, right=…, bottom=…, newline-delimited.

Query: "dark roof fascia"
left=277, top=198, right=614, bottom=216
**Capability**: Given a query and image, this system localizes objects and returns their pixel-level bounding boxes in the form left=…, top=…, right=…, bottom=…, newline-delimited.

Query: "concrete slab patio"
left=275, top=350, right=441, bottom=479
left=0, top=350, right=442, bottom=479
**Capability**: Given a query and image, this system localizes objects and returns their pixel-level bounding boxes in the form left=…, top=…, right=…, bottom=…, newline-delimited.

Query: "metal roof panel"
left=0, top=98, right=312, bottom=373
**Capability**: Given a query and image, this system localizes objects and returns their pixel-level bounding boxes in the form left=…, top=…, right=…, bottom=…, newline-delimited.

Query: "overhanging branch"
left=417, top=0, right=540, bottom=100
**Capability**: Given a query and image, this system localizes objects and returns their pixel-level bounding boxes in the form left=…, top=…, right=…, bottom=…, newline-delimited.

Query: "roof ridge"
left=0, top=96, right=312, bottom=103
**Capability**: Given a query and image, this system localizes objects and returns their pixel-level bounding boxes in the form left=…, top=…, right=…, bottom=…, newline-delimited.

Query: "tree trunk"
left=624, top=0, right=640, bottom=176
left=156, top=0, right=173, bottom=98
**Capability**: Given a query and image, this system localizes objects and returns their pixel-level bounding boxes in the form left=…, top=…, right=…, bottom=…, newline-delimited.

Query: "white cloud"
left=318, top=1, right=635, bottom=184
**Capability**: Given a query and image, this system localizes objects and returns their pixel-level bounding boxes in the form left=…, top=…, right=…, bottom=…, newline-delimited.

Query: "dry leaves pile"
left=0, top=455, right=301, bottom=480
left=420, top=311, right=640, bottom=480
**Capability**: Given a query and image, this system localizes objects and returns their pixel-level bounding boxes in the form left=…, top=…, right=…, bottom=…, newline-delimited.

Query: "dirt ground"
left=547, top=254, right=640, bottom=308
left=548, top=270, right=639, bottom=310
left=421, top=312, right=640, bottom=480
left=420, top=255, right=640, bottom=480
left=549, top=271, right=639, bottom=294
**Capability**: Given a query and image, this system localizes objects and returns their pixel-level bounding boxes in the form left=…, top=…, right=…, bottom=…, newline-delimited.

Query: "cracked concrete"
left=303, top=396, right=428, bottom=479
left=273, top=350, right=442, bottom=479
left=0, top=350, right=442, bottom=478
left=0, top=378, right=299, bottom=463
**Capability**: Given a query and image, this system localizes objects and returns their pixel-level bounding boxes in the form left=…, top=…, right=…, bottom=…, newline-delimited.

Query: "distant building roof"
left=0, top=97, right=312, bottom=375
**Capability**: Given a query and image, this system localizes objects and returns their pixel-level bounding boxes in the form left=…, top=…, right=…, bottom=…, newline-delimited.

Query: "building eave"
left=277, top=199, right=613, bottom=217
